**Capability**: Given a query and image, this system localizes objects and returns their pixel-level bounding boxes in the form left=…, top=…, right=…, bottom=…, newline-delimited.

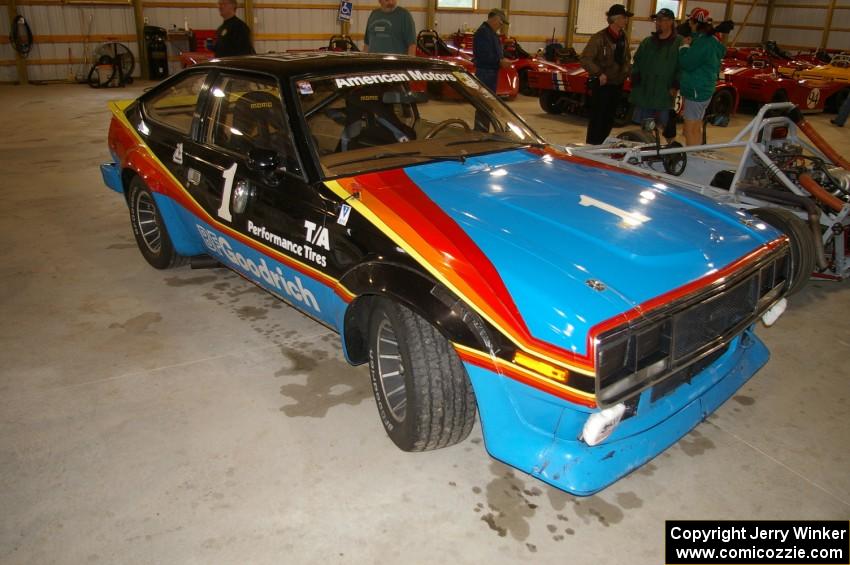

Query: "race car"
left=529, top=64, right=738, bottom=127
left=721, top=54, right=845, bottom=113
left=795, top=52, right=850, bottom=112
left=101, top=53, right=791, bottom=495
left=500, top=36, right=569, bottom=96
left=415, top=29, right=518, bottom=99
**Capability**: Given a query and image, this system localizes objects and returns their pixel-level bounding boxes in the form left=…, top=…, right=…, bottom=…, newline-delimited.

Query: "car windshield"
left=293, top=67, right=544, bottom=177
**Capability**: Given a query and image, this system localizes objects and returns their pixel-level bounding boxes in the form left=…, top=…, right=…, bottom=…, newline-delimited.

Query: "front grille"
left=594, top=244, right=790, bottom=407
left=651, top=344, right=729, bottom=402
left=672, top=275, right=759, bottom=360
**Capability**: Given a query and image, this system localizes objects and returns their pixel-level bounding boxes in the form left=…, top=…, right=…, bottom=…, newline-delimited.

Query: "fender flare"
left=339, top=261, right=498, bottom=365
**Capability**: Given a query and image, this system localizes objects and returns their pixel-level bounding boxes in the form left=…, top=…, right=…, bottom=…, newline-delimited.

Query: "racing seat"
left=338, top=88, right=417, bottom=152
left=229, top=90, right=287, bottom=153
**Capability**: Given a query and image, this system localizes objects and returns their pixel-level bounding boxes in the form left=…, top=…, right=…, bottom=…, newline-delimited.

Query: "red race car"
left=528, top=64, right=738, bottom=127
left=500, top=36, right=571, bottom=96
left=721, top=53, right=845, bottom=113
left=416, top=29, right=518, bottom=99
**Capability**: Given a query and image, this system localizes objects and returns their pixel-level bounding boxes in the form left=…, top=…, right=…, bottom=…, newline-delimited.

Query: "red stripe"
left=112, top=117, right=354, bottom=303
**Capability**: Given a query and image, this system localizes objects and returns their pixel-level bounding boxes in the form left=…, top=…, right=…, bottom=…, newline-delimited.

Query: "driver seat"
left=230, top=90, right=286, bottom=153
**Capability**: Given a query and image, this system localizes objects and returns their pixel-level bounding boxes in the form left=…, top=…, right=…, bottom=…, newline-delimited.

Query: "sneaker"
left=831, top=119, right=845, bottom=127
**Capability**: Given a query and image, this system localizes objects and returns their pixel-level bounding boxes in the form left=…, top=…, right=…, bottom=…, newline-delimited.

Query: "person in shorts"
left=678, top=7, right=726, bottom=145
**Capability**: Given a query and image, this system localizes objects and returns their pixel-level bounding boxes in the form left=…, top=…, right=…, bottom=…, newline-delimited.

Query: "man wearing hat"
left=580, top=3, right=633, bottom=144
left=473, top=8, right=512, bottom=93
left=629, top=7, right=682, bottom=142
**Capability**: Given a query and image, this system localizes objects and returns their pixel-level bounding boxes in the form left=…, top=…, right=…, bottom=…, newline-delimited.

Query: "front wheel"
left=368, top=299, right=476, bottom=452
left=539, top=90, right=563, bottom=114
left=749, top=207, right=815, bottom=296
left=127, top=176, right=187, bottom=269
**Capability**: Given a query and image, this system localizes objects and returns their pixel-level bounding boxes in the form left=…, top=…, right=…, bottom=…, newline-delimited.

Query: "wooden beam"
left=761, top=0, right=774, bottom=43
left=132, top=0, right=147, bottom=79
left=425, top=0, right=435, bottom=29
left=566, top=0, right=576, bottom=47
left=821, top=0, right=837, bottom=49
left=729, top=0, right=759, bottom=46
left=244, top=0, right=253, bottom=45
left=502, top=0, right=510, bottom=36
left=6, top=0, right=28, bottom=83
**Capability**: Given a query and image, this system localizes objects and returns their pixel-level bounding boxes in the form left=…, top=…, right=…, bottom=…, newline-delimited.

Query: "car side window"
left=144, top=73, right=207, bottom=134
left=205, top=75, right=296, bottom=161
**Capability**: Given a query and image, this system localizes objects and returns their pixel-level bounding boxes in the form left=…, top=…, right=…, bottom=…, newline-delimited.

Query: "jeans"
left=835, top=94, right=850, bottom=126
left=586, top=84, right=623, bottom=145
left=475, top=68, right=499, bottom=93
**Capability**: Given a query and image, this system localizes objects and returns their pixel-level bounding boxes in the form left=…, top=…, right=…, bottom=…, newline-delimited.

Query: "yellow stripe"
left=453, top=342, right=596, bottom=402
left=323, top=179, right=596, bottom=378
left=109, top=101, right=355, bottom=300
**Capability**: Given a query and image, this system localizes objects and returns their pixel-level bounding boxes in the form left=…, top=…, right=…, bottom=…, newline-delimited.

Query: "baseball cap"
left=488, top=8, right=509, bottom=24
left=652, top=8, right=676, bottom=19
left=687, top=7, right=711, bottom=23
left=606, top=4, right=634, bottom=17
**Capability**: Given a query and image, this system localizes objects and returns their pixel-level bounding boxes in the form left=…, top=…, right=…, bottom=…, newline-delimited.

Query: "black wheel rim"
left=134, top=191, right=162, bottom=254
left=376, top=316, right=407, bottom=423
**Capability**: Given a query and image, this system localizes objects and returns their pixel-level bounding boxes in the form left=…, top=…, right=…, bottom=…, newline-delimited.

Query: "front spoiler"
left=101, top=161, right=123, bottom=194
left=465, top=328, right=769, bottom=495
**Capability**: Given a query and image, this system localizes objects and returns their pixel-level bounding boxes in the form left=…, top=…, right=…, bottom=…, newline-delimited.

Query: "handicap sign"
left=338, top=0, right=352, bottom=22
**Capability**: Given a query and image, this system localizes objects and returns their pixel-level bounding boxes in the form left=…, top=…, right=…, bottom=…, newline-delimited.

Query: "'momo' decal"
left=196, top=224, right=321, bottom=313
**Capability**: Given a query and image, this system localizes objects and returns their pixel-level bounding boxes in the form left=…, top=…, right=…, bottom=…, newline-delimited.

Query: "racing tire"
left=539, top=90, right=563, bottom=114
left=127, top=176, right=187, bottom=270
left=613, top=100, right=634, bottom=127
left=518, top=68, right=537, bottom=97
left=749, top=207, right=815, bottom=296
left=771, top=89, right=789, bottom=103
left=617, top=129, right=656, bottom=144
left=708, top=89, right=735, bottom=123
left=367, top=298, right=476, bottom=452
left=662, top=141, right=687, bottom=176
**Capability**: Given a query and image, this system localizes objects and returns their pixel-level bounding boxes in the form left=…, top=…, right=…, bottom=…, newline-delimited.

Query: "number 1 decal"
left=217, top=162, right=238, bottom=221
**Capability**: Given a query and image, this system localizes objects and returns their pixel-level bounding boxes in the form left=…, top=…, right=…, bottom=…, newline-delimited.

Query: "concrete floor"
left=1, top=81, right=849, bottom=565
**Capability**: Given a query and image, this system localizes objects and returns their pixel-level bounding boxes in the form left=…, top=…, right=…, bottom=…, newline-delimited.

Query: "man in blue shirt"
left=363, top=0, right=416, bottom=55
left=472, top=8, right=511, bottom=93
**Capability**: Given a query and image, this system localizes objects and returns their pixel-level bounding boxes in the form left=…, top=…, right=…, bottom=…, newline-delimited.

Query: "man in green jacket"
left=678, top=7, right=727, bottom=145
left=630, top=8, right=681, bottom=142
left=363, top=0, right=416, bottom=55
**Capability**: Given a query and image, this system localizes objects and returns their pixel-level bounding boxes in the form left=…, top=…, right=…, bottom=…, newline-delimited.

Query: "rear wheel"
left=708, top=89, right=735, bottom=124
left=539, top=90, right=563, bottom=114
left=749, top=207, right=815, bottom=295
left=127, top=176, right=187, bottom=269
left=367, top=299, right=476, bottom=452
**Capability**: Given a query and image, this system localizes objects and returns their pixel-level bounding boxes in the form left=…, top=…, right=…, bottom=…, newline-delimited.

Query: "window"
left=653, top=0, right=682, bottom=19
left=144, top=73, right=207, bottom=134
left=204, top=75, right=294, bottom=160
left=437, top=0, right=475, bottom=9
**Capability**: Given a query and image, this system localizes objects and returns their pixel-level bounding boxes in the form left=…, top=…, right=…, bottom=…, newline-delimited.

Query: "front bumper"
left=101, top=161, right=123, bottom=193
left=466, top=328, right=769, bottom=495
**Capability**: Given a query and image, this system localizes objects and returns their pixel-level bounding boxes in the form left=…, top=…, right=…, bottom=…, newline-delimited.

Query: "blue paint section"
left=466, top=328, right=769, bottom=495
left=100, top=161, right=123, bottom=194
left=167, top=205, right=347, bottom=329
left=152, top=193, right=208, bottom=258
left=404, top=150, right=781, bottom=355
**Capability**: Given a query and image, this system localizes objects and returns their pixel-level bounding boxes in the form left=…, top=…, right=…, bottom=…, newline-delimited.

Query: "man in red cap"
left=580, top=3, right=633, bottom=144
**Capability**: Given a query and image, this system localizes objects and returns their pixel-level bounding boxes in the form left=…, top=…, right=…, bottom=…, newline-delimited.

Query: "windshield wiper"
left=330, top=150, right=467, bottom=168
left=445, top=134, right=546, bottom=148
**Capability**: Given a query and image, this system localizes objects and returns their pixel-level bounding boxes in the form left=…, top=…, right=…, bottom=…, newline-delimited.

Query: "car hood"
left=402, top=149, right=779, bottom=354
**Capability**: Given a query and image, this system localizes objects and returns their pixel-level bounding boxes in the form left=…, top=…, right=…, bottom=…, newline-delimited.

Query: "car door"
left=185, top=71, right=340, bottom=324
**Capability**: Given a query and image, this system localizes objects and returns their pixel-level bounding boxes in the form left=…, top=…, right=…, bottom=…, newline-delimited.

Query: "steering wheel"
left=424, top=118, right=472, bottom=139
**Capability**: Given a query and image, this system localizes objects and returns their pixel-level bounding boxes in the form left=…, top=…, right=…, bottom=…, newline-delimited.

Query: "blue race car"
left=102, top=53, right=792, bottom=495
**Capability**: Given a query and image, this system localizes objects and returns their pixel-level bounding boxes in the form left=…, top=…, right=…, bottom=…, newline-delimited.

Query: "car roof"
left=196, top=52, right=466, bottom=80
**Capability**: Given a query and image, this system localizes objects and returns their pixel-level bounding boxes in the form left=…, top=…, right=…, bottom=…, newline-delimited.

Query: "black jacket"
left=214, top=16, right=254, bottom=57
left=473, top=22, right=503, bottom=70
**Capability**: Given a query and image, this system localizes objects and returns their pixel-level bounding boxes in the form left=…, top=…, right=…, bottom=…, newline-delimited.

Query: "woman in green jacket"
left=678, top=7, right=727, bottom=145
left=629, top=8, right=682, bottom=143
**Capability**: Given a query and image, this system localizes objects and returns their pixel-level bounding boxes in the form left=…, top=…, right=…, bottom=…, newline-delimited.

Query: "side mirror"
left=247, top=147, right=284, bottom=173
